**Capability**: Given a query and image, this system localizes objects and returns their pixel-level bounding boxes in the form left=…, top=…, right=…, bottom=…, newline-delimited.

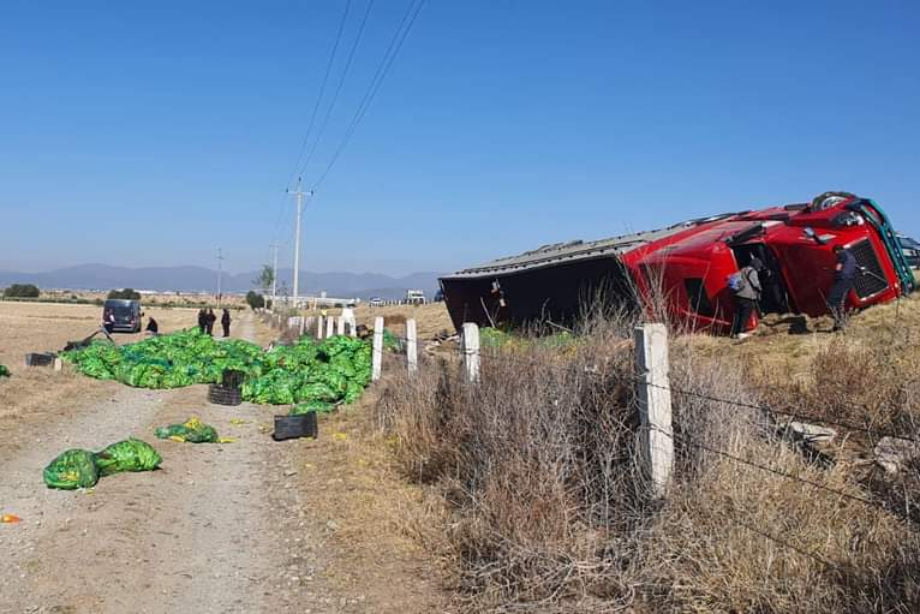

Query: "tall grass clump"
left=374, top=298, right=920, bottom=611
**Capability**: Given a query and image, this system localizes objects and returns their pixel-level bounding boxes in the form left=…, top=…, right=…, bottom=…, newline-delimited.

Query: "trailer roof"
left=442, top=213, right=740, bottom=279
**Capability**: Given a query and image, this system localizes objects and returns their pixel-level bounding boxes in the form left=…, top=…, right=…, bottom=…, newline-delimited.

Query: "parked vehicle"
left=899, top=235, right=920, bottom=269
left=368, top=297, right=384, bottom=307
left=102, top=299, right=143, bottom=333
left=440, top=192, right=915, bottom=335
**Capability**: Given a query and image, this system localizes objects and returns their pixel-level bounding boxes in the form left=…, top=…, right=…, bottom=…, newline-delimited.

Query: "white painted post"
left=53, top=357, right=63, bottom=372
left=461, top=322, right=480, bottom=383
left=316, top=315, right=324, bottom=340
left=299, top=316, right=306, bottom=336
left=406, top=318, right=418, bottom=376
left=336, top=315, right=345, bottom=336
left=348, top=320, right=357, bottom=338
left=372, top=316, right=384, bottom=381
left=326, top=316, right=335, bottom=339
left=634, top=323, right=673, bottom=498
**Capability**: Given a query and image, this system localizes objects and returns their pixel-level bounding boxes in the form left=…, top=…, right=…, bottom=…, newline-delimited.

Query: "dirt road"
left=1, top=309, right=446, bottom=613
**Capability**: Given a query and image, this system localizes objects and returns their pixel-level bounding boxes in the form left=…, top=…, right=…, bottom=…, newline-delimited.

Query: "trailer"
left=439, top=192, right=915, bottom=335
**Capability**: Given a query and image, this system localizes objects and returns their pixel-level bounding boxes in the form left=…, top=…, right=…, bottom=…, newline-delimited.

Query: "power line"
left=299, top=0, right=376, bottom=181
left=286, top=0, right=354, bottom=188
left=311, top=0, right=427, bottom=191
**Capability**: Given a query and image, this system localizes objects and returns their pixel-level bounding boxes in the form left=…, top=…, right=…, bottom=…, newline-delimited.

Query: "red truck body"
left=440, top=193, right=914, bottom=334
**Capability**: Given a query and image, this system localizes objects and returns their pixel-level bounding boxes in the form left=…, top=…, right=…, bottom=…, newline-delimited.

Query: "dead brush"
left=373, top=307, right=920, bottom=612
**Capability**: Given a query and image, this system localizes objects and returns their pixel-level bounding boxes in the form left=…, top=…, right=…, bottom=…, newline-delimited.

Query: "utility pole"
left=286, top=178, right=312, bottom=306
left=216, top=248, right=225, bottom=305
left=269, top=243, right=279, bottom=304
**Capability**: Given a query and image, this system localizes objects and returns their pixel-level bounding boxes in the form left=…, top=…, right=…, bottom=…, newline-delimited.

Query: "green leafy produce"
left=155, top=416, right=219, bottom=443
left=290, top=400, right=335, bottom=415
left=43, top=449, right=99, bottom=490
left=93, top=438, right=162, bottom=476
left=0, top=364, right=9, bottom=377
left=64, top=329, right=374, bottom=409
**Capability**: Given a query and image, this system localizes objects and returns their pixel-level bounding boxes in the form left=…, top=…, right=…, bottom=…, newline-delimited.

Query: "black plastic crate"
left=273, top=412, right=318, bottom=441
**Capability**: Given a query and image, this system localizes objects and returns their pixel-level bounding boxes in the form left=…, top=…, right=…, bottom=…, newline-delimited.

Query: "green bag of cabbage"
left=43, top=449, right=100, bottom=490
left=93, top=439, right=162, bottom=476
left=43, top=439, right=162, bottom=489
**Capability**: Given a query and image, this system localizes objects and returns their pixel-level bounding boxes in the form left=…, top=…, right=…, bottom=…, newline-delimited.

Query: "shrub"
left=3, top=283, right=40, bottom=298
left=245, top=291, right=265, bottom=310
left=107, top=288, right=141, bottom=300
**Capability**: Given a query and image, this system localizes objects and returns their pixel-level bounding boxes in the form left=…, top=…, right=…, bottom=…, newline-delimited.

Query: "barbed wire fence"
left=258, top=308, right=919, bottom=563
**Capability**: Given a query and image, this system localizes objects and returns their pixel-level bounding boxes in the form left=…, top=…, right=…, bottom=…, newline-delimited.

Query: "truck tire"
left=207, top=384, right=242, bottom=406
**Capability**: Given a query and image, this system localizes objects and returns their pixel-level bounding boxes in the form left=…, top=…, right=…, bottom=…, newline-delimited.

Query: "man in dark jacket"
left=828, top=245, right=858, bottom=331
left=221, top=308, right=231, bottom=338
left=205, top=309, right=217, bottom=336
left=197, top=309, right=207, bottom=333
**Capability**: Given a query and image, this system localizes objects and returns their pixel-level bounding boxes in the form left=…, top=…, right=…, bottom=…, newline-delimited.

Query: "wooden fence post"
left=372, top=316, right=384, bottom=381
left=326, top=316, right=335, bottom=339
left=461, top=322, right=480, bottom=383
left=406, top=318, right=418, bottom=376
left=634, top=322, right=673, bottom=498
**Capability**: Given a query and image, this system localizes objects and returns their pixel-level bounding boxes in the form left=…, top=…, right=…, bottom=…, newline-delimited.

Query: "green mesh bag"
left=43, top=449, right=99, bottom=490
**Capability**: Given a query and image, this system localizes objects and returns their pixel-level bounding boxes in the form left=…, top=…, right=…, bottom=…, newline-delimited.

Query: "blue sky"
left=1, top=0, right=918, bottom=276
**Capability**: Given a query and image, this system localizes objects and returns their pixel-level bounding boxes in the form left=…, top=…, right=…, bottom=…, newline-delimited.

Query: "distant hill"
left=0, top=264, right=445, bottom=300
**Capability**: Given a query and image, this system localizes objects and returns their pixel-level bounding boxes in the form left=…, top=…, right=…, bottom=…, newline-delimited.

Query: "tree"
left=107, top=288, right=141, bottom=300
left=3, top=283, right=40, bottom=298
left=254, top=264, right=274, bottom=294
left=245, top=290, right=265, bottom=310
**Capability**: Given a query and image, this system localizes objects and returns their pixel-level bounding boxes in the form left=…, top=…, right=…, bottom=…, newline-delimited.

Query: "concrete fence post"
left=336, top=315, right=345, bottom=336
left=406, top=318, right=418, bottom=376
left=634, top=322, right=673, bottom=498
left=326, top=316, right=335, bottom=339
left=372, top=316, right=384, bottom=381
left=316, top=315, right=324, bottom=340
left=299, top=316, right=306, bottom=336
left=461, top=322, right=480, bottom=383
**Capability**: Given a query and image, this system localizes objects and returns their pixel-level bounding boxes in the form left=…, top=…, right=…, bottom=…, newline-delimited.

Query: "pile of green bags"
left=43, top=439, right=162, bottom=490
left=63, top=329, right=373, bottom=408
left=155, top=417, right=219, bottom=443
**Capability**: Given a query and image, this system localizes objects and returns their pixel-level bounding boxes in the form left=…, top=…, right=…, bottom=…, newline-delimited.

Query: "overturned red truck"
left=440, top=192, right=915, bottom=334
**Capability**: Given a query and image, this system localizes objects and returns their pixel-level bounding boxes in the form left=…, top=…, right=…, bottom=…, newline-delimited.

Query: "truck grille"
left=850, top=239, right=888, bottom=299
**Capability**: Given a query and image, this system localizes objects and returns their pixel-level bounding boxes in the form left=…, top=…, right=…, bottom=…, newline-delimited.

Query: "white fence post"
left=372, top=316, right=384, bottom=381
left=336, top=315, right=345, bottom=336
left=406, top=318, right=418, bottom=376
left=299, top=316, right=306, bottom=336
left=634, top=322, right=673, bottom=498
left=326, top=316, right=335, bottom=339
left=316, top=315, right=324, bottom=340
left=461, top=322, right=480, bottom=383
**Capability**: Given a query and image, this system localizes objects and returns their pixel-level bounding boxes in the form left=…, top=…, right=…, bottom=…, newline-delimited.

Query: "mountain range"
left=0, top=264, right=446, bottom=301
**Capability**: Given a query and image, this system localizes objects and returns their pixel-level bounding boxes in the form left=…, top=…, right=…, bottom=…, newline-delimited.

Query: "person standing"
left=221, top=308, right=231, bottom=338
left=827, top=245, right=858, bottom=332
left=197, top=308, right=207, bottom=333
left=146, top=316, right=159, bottom=336
left=729, top=261, right=762, bottom=339
left=205, top=308, right=217, bottom=336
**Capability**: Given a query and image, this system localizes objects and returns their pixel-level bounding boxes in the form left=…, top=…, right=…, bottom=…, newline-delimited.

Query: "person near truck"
left=205, top=308, right=217, bottom=336
left=827, top=244, right=858, bottom=332
left=221, top=308, right=231, bottom=338
left=729, top=259, right=763, bottom=340
left=146, top=316, right=159, bottom=336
